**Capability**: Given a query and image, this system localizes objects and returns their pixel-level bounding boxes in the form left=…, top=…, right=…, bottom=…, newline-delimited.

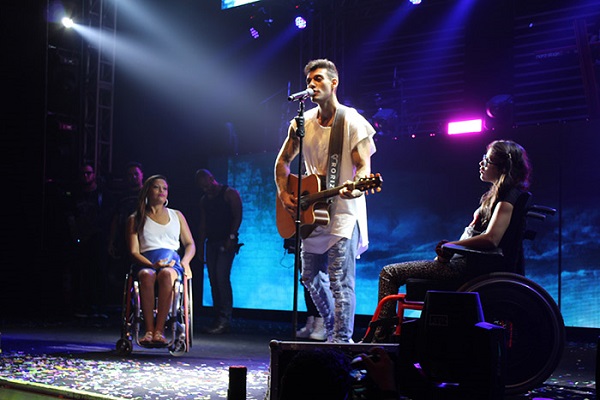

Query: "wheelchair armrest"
left=441, top=243, right=504, bottom=258
left=527, top=211, right=549, bottom=221
left=528, top=205, right=557, bottom=217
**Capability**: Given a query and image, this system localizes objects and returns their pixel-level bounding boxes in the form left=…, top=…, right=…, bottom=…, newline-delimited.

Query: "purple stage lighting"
left=294, top=16, right=307, bottom=29
left=249, top=27, right=260, bottom=39
left=447, top=119, right=482, bottom=135
left=409, top=0, right=422, bottom=4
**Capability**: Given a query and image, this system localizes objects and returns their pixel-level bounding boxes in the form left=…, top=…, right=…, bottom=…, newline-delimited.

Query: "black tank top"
left=202, top=185, right=232, bottom=241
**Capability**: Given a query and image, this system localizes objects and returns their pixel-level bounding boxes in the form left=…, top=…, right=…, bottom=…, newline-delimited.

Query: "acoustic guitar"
left=276, top=173, right=383, bottom=239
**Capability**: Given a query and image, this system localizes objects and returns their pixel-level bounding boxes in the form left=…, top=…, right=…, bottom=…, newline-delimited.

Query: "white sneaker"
left=330, top=338, right=354, bottom=344
left=296, top=316, right=314, bottom=338
left=309, top=317, right=327, bottom=341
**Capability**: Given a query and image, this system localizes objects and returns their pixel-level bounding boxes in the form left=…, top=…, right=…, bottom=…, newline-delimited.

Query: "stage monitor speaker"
left=414, top=291, right=506, bottom=400
left=267, top=340, right=399, bottom=400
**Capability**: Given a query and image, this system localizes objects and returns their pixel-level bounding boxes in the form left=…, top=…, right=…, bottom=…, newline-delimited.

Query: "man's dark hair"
left=304, top=59, right=339, bottom=80
left=125, top=161, right=143, bottom=171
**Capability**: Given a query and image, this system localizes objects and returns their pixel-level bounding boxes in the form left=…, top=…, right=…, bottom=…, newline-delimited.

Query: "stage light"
left=447, top=118, right=482, bottom=135
left=61, top=17, right=74, bottom=28
left=484, top=94, right=514, bottom=131
left=292, top=1, right=314, bottom=30
left=248, top=6, right=274, bottom=39
left=409, top=0, right=422, bottom=4
left=294, top=16, right=307, bottom=29
left=372, top=108, right=398, bottom=136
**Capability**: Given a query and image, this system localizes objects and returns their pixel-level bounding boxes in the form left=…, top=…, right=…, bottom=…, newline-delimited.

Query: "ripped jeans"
left=301, top=225, right=358, bottom=343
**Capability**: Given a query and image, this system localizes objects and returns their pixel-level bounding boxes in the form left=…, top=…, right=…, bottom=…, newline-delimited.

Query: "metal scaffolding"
left=83, top=0, right=117, bottom=177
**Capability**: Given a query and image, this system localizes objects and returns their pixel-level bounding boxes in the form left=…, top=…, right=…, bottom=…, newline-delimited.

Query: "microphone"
left=287, top=88, right=314, bottom=101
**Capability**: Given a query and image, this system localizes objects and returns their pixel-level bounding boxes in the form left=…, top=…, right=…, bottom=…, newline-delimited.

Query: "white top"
left=139, top=208, right=181, bottom=253
left=291, top=105, right=376, bottom=255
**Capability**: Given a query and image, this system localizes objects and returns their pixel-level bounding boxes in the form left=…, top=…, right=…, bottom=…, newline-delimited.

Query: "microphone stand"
left=291, top=98, right=307, bottom=340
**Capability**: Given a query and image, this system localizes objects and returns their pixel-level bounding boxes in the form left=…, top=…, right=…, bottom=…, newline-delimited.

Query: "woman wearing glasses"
left=375, top=139, right=532, bottom=333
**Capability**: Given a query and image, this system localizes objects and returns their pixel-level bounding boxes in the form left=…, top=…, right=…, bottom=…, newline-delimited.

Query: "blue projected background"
left=201, top=122, right=600, bottom=328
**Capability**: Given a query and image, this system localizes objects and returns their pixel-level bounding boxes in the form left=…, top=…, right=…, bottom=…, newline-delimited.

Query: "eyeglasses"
left=481, top=154, right=499, bottom=168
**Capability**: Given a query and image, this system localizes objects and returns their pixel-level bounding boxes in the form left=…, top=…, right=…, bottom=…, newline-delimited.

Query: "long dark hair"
left=133, top=174, right=168, bottom=234
left=479, top=140, right=531, bottom=225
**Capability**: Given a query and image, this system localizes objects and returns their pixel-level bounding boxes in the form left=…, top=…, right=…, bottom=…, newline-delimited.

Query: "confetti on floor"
left=0, top=320, right=596, bottom=400
left=0, top=351, right=271, bottom=399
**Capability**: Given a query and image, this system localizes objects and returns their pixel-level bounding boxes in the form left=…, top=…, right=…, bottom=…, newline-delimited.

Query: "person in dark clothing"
left=196, top=169, right=243, bottom=334
left=66, top=163, right=109, bottom=315
left=376, top=140, right=532, bottom=328
left=108, top=162, right=144, bottom=260
left=106, top=162, right=144, bottom=304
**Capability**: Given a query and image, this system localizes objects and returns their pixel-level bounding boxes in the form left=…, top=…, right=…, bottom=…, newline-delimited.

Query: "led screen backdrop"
left=221, top=0, right=260, bottom=10
left=201, top=121, right=600, bottom=328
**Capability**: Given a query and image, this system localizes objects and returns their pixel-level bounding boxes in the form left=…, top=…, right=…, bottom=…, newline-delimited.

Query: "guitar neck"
left=302, top=183, right=351, bottom=205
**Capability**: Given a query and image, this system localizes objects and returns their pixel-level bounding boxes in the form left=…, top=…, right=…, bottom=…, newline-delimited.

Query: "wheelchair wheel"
left=459, top=272, right=565, bottom=395
left=118, top=274, right=135, bottom=346
left=169, top=337, right=187, bottom=357
left=185, top=278, right=193, bottom=350
left=116, top=338, right=133, bottom=356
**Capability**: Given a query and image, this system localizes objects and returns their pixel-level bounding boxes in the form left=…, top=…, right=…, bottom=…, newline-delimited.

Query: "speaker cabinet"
left=267, top=340, right=399, bottom=400
left=400, top=291, right=507, bottom=400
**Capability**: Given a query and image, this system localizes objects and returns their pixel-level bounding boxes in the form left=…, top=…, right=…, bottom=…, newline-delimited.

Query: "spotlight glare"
left=409, top=0, right=422, bottom=4
left=61, top=17, right=75, bottom=28
left=294, top=16, right=307, bottom=29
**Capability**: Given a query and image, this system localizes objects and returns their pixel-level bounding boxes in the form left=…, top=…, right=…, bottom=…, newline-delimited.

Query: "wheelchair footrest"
left=362, top=316, right=400, bottom=343
left=139, top=342, right=170, bottom=349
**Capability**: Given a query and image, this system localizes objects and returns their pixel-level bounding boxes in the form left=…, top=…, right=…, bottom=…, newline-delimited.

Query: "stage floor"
left=0, top=315, right=596, bottom=399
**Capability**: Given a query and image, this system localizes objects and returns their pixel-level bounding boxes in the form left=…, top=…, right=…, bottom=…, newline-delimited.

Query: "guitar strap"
left=325, top=106, right=346, bottom=195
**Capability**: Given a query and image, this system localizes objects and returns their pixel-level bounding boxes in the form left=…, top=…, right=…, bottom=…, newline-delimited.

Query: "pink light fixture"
left=447, top=118, right=483, bottom=135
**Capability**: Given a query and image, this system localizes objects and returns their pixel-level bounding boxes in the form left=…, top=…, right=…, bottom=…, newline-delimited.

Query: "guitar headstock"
left=355, top=173, right=383, bottom=194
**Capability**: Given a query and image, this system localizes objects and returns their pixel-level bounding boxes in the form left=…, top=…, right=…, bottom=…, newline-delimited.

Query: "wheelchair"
left=362, top=192, right=565, bottom=396
left=115, top=265, right=193, bottom=356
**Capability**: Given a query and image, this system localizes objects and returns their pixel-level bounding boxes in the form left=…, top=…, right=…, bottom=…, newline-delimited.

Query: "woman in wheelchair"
left=376, top=140, right=532, bottom=324
left=127, top=174, right=196, bottom=345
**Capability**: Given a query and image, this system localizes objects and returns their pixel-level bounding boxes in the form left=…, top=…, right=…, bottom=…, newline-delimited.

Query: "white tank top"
left=139, top=208, right=181, bottom=253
